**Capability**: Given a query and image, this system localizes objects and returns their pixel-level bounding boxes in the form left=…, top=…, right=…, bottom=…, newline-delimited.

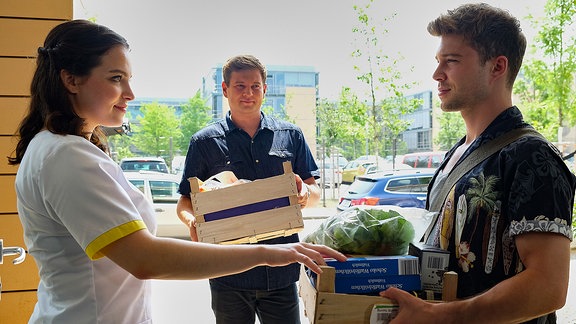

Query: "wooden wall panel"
left=0, top=175, right=17, bottom=213
left=0, top=290, right=37, bottom=324
left=0, top=137, right=18, bottom=174
left=0, top=215, right=39, bottom=290
left=0, top=0, right=72, bottom=19
left=0, top=19, right=63, bottom=57
left=0, top=2, right=71, bottom=322
left=0, top=58, right=35, bottom=96
left=0, top=97, right=28, bottom=135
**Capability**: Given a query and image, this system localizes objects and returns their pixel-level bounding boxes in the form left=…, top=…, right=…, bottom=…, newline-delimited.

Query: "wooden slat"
left=0, top=97, right=28, bottom=135
left=0, top=58, right=35, bottom=96
left=0, top=175, right=17, bottom=213
left=0, top=215, right=39, bottom=291
left=299, top=266, right=397, bottom=324
left=442, top=271, right=458, bottom=302
left=0, top=0, right=72, bottom=19
left=191, top=172, right=298, bottom=215
left=196, top=205, right=303, bottom=244
left=299, top=265, right=459, bottom=323
left=0, top=19, right=63, bottom=57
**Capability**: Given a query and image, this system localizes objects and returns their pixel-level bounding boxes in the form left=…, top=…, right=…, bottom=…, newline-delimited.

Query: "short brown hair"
left=427, top=3, right=526, bottom=89
left=222, top=55, right=267, bottom=86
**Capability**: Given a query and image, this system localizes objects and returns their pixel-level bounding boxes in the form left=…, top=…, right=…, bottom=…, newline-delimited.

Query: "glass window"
left=150, top=180, right=180, bottom=203
left=285, top=72, right=316, bottom=87
left=416, top=156, right=429, bottom=168
left=386, top=179, right=414, bottom=193
left=431, top=155, right=443, bottom=167
left=347, top=179, right=377, bottom=195
left=128, top=180, right=145, bottom=194
left=403, top=157, right=416, bottom=168
left=387, top=176, right=432, bottom=193
left=415, top=176, right=433, bottom=192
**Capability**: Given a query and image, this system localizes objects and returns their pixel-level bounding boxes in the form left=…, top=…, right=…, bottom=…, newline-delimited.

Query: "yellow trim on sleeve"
left=86, top=220, right=148, bottom=260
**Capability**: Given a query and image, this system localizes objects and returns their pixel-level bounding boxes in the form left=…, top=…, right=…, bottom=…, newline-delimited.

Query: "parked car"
left=123, top=171, right=188, bottom=238
left=401, top=151, right=447, bottom=169
left=316, top=159, right=343, bottom=188
left=120, top=157, right=169, bottom=173
left=341, top=160, right=376, bottom=184
left=171, top=155, right=186, bottom=177
left=364, top=162, right=413, bottom=174
left=354, top=155, right=387, bottom=165
left=337, top=169, right=436, bottom=211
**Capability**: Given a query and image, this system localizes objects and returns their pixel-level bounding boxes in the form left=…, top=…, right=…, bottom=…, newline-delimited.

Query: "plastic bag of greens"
left=304, top=206, right=430, bottom=255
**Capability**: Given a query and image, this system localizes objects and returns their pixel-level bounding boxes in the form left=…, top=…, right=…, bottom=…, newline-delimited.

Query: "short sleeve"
left=506, top=140, right=574, bottom=239
left=41, top=142, right=148, bottom=258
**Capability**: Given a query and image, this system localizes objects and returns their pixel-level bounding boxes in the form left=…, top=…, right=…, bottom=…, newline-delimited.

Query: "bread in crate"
left=189, top=161, right=304, bottom=244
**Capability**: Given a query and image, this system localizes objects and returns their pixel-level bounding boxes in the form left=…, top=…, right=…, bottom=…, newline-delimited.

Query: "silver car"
left=123, top=171, right=189, bottom=238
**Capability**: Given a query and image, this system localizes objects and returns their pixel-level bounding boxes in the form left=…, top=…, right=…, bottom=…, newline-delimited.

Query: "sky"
left=72, top=0, right=546, bottom=101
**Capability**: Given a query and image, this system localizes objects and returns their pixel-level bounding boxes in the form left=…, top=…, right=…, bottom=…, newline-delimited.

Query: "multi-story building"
left=202, top=64, right=319, bottom=154
left=399, top=90, right=436, bottom=152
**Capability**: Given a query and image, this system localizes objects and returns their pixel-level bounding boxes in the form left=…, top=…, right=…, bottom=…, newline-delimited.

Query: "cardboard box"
left=329, top=275, right=421, bottom=294
left=324, top=255, right=420, bottom=277
left=409, top=242, right=450, bottom=293
left=190, top=161, right=304, bottom=244
left=307, top=256, right=421, bottom=295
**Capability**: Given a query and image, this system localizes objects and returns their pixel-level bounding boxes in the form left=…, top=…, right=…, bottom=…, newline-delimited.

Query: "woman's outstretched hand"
left=264, top=242, right=347, bottom=274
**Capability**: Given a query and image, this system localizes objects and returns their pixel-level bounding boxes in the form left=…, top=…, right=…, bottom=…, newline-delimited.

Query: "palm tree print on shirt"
left=460, top=172, right=501, bottom=273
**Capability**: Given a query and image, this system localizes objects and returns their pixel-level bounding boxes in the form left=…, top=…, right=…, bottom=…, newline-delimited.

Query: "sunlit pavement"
left=151, top=203, right=576, bottom=324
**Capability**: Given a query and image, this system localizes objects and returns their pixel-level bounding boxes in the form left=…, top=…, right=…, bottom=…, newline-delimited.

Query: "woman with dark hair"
left=9, top=20, right=345, bottom=323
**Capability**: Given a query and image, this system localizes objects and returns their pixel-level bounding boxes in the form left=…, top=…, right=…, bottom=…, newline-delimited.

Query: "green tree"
left=178, top=91, right=212, bottom=153
left=108, top=133, right=134, bottom=162
left=318, top=88, right=366, bottom=147
left=351, top=0, right=419, bottom=165
left=131, top=102, right=182, bottom=160
left=515, top=0, right=576, bottom=139
left=435, top=111, right=466, bottom=150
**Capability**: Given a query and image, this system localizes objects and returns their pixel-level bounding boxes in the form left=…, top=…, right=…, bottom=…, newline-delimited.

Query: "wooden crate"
left=299, top=265, right=458, bottom=324
left=190, top=161, right=304, bottom=244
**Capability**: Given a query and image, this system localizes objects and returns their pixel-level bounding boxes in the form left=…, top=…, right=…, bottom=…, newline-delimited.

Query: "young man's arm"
left=176, top=196, right=198, bottom=241
left=381, top=232, right=570, bottom=323
left=295, top=174, right=320, bottom=208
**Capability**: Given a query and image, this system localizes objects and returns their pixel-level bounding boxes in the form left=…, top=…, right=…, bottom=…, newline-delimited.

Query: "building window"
left=417, top=130, right=431, bottom=150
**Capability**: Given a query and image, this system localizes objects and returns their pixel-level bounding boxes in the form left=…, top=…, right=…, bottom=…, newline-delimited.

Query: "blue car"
left=337, top=169, right=436, bottom=211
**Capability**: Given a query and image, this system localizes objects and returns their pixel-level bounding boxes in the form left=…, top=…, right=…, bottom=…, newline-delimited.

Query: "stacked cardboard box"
left=306, top=255, right=421, bottom=295
left=409, top=242, right=450, bottom=294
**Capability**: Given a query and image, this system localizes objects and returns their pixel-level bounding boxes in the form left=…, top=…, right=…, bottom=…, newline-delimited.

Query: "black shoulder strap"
left=422, top=127, right=544, bottom=242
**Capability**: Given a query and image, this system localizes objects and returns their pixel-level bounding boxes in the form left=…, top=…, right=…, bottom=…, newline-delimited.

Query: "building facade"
left=400, top=90, right=436, bottom=152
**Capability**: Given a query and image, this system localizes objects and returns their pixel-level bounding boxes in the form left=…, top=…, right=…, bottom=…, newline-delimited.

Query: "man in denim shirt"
left=177, top=54, right=320, bottom=324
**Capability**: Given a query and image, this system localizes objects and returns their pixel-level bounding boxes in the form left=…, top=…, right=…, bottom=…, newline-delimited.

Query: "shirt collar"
left=225, top=111, right=276, bottom=133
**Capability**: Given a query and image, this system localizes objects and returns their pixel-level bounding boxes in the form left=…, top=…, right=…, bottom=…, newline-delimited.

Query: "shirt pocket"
left=268, top=149, right=293, bottom=160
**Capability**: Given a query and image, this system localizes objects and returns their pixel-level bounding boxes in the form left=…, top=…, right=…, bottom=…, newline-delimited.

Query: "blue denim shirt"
left=179, top=112, right=319, bottom=290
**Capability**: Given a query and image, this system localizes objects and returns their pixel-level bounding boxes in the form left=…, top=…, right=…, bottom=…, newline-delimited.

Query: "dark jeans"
left=209, top=280, right=301, bottom=324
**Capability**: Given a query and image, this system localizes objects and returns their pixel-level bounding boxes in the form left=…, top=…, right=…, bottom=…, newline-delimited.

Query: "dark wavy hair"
left=427, top=3, right=526, bottom=89
left=8, top=19, right=129, bottom=165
